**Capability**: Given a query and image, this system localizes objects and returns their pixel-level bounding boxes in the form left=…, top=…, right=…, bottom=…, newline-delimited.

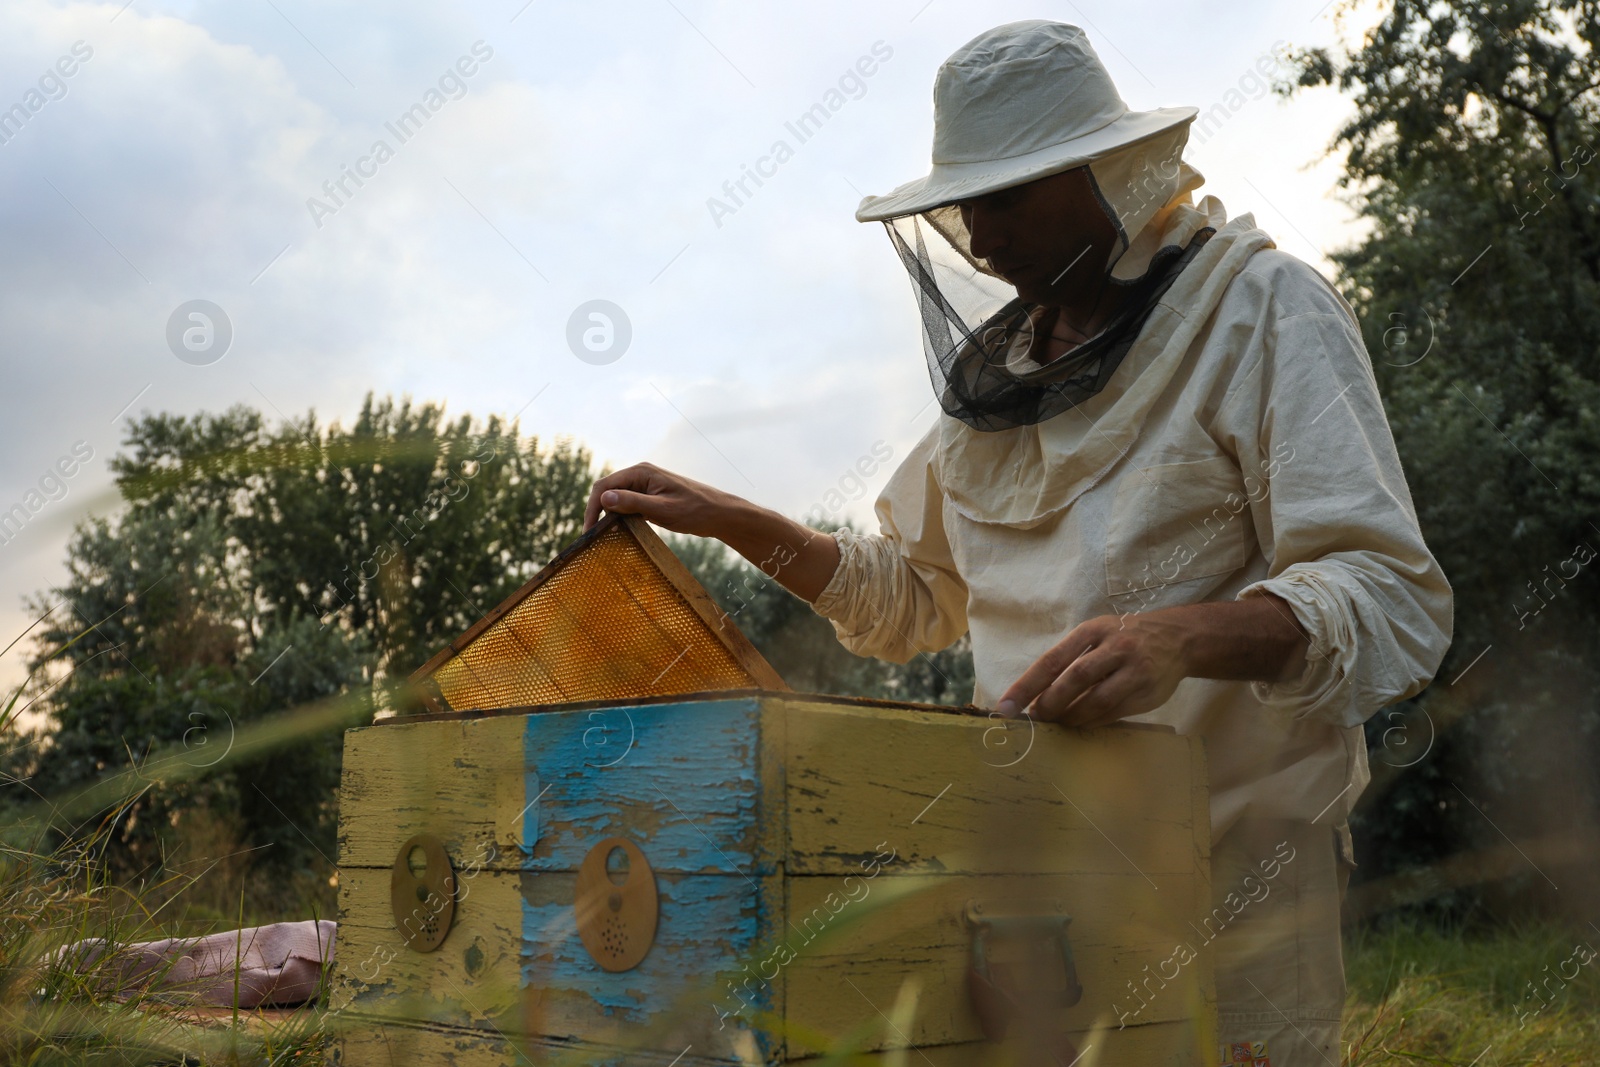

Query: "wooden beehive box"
left=330, top=520, right=1215, bottom=1064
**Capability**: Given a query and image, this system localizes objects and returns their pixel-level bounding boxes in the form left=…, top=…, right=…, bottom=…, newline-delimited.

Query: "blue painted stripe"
left=521, top=767, right=540, bottom=857
left=518, top=697, right=780, bottom=1059
left=521, top=874, right=768, bottom=1019
left=520, top=698, right=769, bottom=875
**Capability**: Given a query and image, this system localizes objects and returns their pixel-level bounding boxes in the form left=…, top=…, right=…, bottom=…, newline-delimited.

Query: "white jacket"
left=813, top=201, right=1453, bottom=846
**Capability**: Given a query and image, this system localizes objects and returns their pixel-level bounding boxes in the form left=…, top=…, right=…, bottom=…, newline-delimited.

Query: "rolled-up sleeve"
left=1217, top=258, right=1453, bottom=728
left=811, top=429, right=970, bottom=663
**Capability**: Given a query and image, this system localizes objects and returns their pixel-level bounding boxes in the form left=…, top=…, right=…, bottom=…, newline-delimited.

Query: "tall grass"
left=0, top=810, right=329, bottom=1066
left=7, top=826, right=1600, bottom=1066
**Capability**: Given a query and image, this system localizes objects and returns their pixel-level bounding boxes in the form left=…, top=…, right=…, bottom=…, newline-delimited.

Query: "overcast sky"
left=0, top=0, right=1383, bottom=689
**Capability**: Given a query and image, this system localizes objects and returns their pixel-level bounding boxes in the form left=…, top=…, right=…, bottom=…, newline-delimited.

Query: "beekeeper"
left=586, top=20, right=1452, bottom=1064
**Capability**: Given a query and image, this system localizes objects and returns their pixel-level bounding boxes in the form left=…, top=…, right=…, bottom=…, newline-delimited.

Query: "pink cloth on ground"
left=59, top=920, right=336, bottom=1008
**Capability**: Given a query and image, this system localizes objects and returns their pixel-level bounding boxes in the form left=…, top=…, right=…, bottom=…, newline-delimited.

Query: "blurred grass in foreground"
left=6, top=839, right=1600, bottom=1067
left=1344, top=922, right=1600, bottom=1066
left=0, top=820, right=328, bottom=1066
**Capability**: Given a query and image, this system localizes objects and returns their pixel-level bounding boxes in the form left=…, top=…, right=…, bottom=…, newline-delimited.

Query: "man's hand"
left=996, top=596, right=1311, bottom=727
left=584, top=463, right=743, bottom=536
left=996, top=612, right=1190, bottom=727
left=584, top=463, right=843, bottom=603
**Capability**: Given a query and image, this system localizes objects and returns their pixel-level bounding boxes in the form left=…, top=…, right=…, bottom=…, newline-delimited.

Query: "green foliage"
left=107, top=394, right=595, bottom=680
left=5, top=395, right=597, bottom=912
left=1287, top=0, right=1600, bottom=921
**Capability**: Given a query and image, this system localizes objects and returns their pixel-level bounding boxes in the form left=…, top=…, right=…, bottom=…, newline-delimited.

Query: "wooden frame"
left=407, top=514, right=788, bottom=712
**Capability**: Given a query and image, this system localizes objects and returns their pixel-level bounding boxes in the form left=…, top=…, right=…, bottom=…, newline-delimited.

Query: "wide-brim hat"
left=856, top=20, right=1196, bottom=223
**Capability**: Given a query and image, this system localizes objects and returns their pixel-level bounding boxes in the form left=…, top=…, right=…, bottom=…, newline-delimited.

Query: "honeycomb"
left=413, top=516, right=783, bottom=712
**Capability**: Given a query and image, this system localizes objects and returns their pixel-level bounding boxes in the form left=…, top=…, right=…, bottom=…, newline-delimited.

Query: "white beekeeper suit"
left=817, top=20, right=1453, bottom=1065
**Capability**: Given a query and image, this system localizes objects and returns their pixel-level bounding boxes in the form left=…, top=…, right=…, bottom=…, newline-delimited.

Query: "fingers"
left=1029, top=643, right=1124, bottom=722
left=582, top=463, right=728, bottom=536
left=1046, top=664, right=1140, bottom=728
left=996, top=618, right=1109, bottom=715
left=584, top=464, right=660, bottom=529
left=999, top=612, right=1190, bottom=728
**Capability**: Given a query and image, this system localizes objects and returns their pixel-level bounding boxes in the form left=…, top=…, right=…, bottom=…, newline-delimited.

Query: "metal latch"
left=965, top=899, right=1083, bottom=1043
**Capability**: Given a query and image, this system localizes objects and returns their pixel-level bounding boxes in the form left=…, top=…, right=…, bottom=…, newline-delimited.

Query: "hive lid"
left=409, top=514, right=788, bottom=714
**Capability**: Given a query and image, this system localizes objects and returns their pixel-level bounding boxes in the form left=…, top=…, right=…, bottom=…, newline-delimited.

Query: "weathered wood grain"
left=334, top=1015, right=1204, bottom=1066
left=781, top=872, right=1211, bottom=1056
left=840, top=1020, right=1205, bottom=1066
left=518, top=699, right=781, bottom=876
left=335, top=1016, right=774, bottom=1066
left=333, top=695, right=1215, bottom=1066
left=337, top=866, right=785, bottom=1063
left=332, top=868, right=524, bottom=1026
left=778, top=698, right=1204, bottom=876
left=340, top=699, right=785, bottom=876
left=337, top=716, right=533, bottom=870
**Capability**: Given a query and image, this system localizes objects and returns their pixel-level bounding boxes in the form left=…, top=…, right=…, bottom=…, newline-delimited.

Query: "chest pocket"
left=1104, top=455, right=1254, bottom=612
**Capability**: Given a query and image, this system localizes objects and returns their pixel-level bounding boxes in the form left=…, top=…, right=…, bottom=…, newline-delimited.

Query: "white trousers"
left=1209, top=818, right=1351, bottom=1067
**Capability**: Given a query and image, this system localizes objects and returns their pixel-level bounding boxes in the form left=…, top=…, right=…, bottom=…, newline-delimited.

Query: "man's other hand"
left=996, top=613, right=1190, bottom=727
left=995, top=595, right=1311, bottom=727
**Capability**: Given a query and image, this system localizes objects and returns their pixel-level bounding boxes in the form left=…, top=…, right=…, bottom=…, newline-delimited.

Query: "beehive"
left=332, top=522, right=1215, bottom=1064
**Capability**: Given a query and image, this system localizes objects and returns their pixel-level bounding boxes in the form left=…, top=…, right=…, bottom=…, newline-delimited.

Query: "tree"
left=1288, top=0, right=1600, bottom=922
left=7, top=396, right=597, bottom=911
left=109, top=395, right=595, bottom=681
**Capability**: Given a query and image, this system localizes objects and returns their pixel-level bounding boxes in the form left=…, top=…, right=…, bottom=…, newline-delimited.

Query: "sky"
left=0, top=0, right=1384, bottom=691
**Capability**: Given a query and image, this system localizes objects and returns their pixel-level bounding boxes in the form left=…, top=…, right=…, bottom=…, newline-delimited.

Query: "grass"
left=3, top=831, right=1597, bottom=1067
left=1343, top=922, right=1600, bottom=1066
left=0, top=816, right=331, bottom=1066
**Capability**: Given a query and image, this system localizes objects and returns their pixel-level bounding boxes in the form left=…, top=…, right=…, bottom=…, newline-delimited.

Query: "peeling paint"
left=520, top=699, right=767, bottom=875
left=515, top=699, right=773, bottom=1032
left=520, top=873, right=765, bottom=1018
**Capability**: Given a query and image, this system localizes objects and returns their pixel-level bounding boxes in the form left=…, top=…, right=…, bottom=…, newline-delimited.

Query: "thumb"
left=598, top=488, right=657, bottom=517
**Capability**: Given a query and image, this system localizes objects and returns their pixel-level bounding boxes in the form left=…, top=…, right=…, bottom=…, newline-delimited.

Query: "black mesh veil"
left=883, top=195, right=1212, bottom=433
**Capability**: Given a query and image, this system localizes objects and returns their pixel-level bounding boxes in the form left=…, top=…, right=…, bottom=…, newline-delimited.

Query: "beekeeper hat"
left=856, top=21, right=1196, bottom=223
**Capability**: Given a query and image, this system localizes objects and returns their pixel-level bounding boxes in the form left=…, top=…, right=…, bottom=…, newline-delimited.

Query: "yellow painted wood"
left=777, top=699, right=1203, bottom=877
left=336, top=1017, right=778, bottom=1066
left=337, top=866, right=785, bottom=1063
left=842, top=1019, right=1208, bottom=1066
left=781, top=873, right=1210, bottom=1056
left=338, top=716, right=531, bottom=871
left=332, top=868, right=524, bottom=1027
left=333, top=1016, right=1205, bottom=1066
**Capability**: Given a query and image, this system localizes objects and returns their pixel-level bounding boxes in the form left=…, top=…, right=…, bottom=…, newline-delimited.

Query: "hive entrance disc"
left=574, top=836, right=658, bottom=972
left=410, top=514, right=786, bottom=713
left=391, top=834, right=455, bottom=953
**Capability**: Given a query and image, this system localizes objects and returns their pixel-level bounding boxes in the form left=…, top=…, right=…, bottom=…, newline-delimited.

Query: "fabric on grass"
left=56, top=919, right=336, bottom=1008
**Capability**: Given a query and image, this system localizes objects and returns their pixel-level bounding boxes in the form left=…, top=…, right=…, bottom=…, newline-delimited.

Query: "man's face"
left=957, top=167, right=1118, bottom=305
